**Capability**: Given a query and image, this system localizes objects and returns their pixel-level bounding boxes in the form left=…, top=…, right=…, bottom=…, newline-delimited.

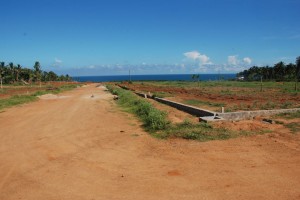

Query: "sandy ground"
left=1, top=84, right=300, bottom=200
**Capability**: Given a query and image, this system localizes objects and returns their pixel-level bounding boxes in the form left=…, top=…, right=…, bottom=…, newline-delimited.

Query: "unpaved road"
left=1, top=84, right=300, bottom=200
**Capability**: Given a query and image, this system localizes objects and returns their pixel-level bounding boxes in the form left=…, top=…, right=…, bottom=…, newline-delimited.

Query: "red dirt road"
left=1, top=84, right=300, bottom=200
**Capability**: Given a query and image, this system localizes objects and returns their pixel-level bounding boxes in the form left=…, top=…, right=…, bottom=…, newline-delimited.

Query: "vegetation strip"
left=107, top=85, right=270, bottom=141
left=107, top=85, right=169, bottom=131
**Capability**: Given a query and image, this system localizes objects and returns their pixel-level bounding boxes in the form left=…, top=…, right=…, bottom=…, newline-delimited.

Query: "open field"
left=0, top=82, right=82, bottom=111
left=118, top=81, right=300, bottom=112
left=0, top=84, right=300, bottom=200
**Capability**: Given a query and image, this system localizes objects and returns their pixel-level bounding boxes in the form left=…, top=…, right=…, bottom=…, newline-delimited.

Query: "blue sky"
left=1, top=0, right=299, bottom=76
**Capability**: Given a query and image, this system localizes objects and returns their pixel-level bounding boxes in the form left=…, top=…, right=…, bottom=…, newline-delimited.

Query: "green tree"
left=48, top=71, right=58, bottom=81
left=0, top=62, right=5, bottom=88
left=33, top=61, right=42, bottom=87
left=296, top=56, right=300, bottom=91
left=273, top=61, right=286, bottom=81
left=66, top=74, right=70, bottom=81
left=15, top=64, right=22, bottom=82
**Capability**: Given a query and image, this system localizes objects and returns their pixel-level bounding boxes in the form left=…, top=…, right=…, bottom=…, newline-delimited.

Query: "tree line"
left=237, top=56, right=300, bottom=82
left=0, top=61, right=71, bottom=86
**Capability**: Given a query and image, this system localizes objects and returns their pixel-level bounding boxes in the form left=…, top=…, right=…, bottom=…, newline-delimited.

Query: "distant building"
left=237, top=76, right=244, bottom=80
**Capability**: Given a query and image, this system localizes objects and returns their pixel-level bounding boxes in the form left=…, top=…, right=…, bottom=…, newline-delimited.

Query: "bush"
left=143, top=108, right=168, bottom=130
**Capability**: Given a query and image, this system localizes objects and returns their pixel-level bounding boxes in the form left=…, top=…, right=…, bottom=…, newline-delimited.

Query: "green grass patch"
left=155, top=120, right=270, bottom=141
left=0, top=95, right=38, bottom=110
left=157, top=121, right=234, bottom=141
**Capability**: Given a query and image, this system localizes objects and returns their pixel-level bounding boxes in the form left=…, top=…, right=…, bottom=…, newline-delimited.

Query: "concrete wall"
left=154, top=97, right=216, bottom=117
left=217, top=108, right=300, bottom=121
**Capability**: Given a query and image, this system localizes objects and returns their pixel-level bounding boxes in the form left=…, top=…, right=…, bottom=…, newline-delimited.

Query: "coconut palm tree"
left=8, top=62, right=16, bottom=83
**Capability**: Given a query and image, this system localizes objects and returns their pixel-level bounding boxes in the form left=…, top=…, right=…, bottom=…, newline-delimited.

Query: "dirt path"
left=1, top=84, right=300, bottom=200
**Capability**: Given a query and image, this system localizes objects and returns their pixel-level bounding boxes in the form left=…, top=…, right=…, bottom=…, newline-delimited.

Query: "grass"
left=0, top=83, right=81, bottom=111
left=155, top=120, right=234, bottom=141
left=154, top=119, right=271, bottom=141
left=0, top=95, right=38, bottom=110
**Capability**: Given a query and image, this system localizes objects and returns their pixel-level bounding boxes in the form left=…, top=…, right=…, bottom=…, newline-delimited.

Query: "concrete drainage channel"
left=134, top=91, right=222, bottom=122
left=118, top=86, right=300, bottom=122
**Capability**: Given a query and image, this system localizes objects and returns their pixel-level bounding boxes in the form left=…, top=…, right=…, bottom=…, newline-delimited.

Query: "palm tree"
left=8, top=62, right=15, bottom=83
left=191, top=74, right=200, bottom=86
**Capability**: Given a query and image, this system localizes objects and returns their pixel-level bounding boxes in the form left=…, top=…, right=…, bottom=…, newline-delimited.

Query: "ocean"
left=74, top=74, right=236, bottom=82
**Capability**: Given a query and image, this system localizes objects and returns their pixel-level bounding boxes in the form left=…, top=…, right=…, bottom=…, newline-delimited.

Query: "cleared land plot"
left=0, top=84, right=300, bottom=200
left=119, top=81, right=300, bottom=112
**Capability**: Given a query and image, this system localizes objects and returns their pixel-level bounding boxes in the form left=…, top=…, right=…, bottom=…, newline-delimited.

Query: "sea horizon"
left=73, top=73, right=236, bottom=82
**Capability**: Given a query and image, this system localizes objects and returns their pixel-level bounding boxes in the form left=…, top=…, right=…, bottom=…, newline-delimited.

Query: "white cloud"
left=228, top=55, right=239, bottom=65
left=184, top=51, right=212, bottom=65
left=55, top=58, right=62, bottom=64
left=52, top=58, right=62, bottom=67
left=87, top=65, right=95, bottom=69
left=243, top=57, right=252, bottom=65
left=228, top=55, right=253, bottom=66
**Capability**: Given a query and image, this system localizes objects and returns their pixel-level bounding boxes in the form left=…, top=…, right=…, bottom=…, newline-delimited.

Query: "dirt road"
left=1, top=84, right=300, bottom=200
